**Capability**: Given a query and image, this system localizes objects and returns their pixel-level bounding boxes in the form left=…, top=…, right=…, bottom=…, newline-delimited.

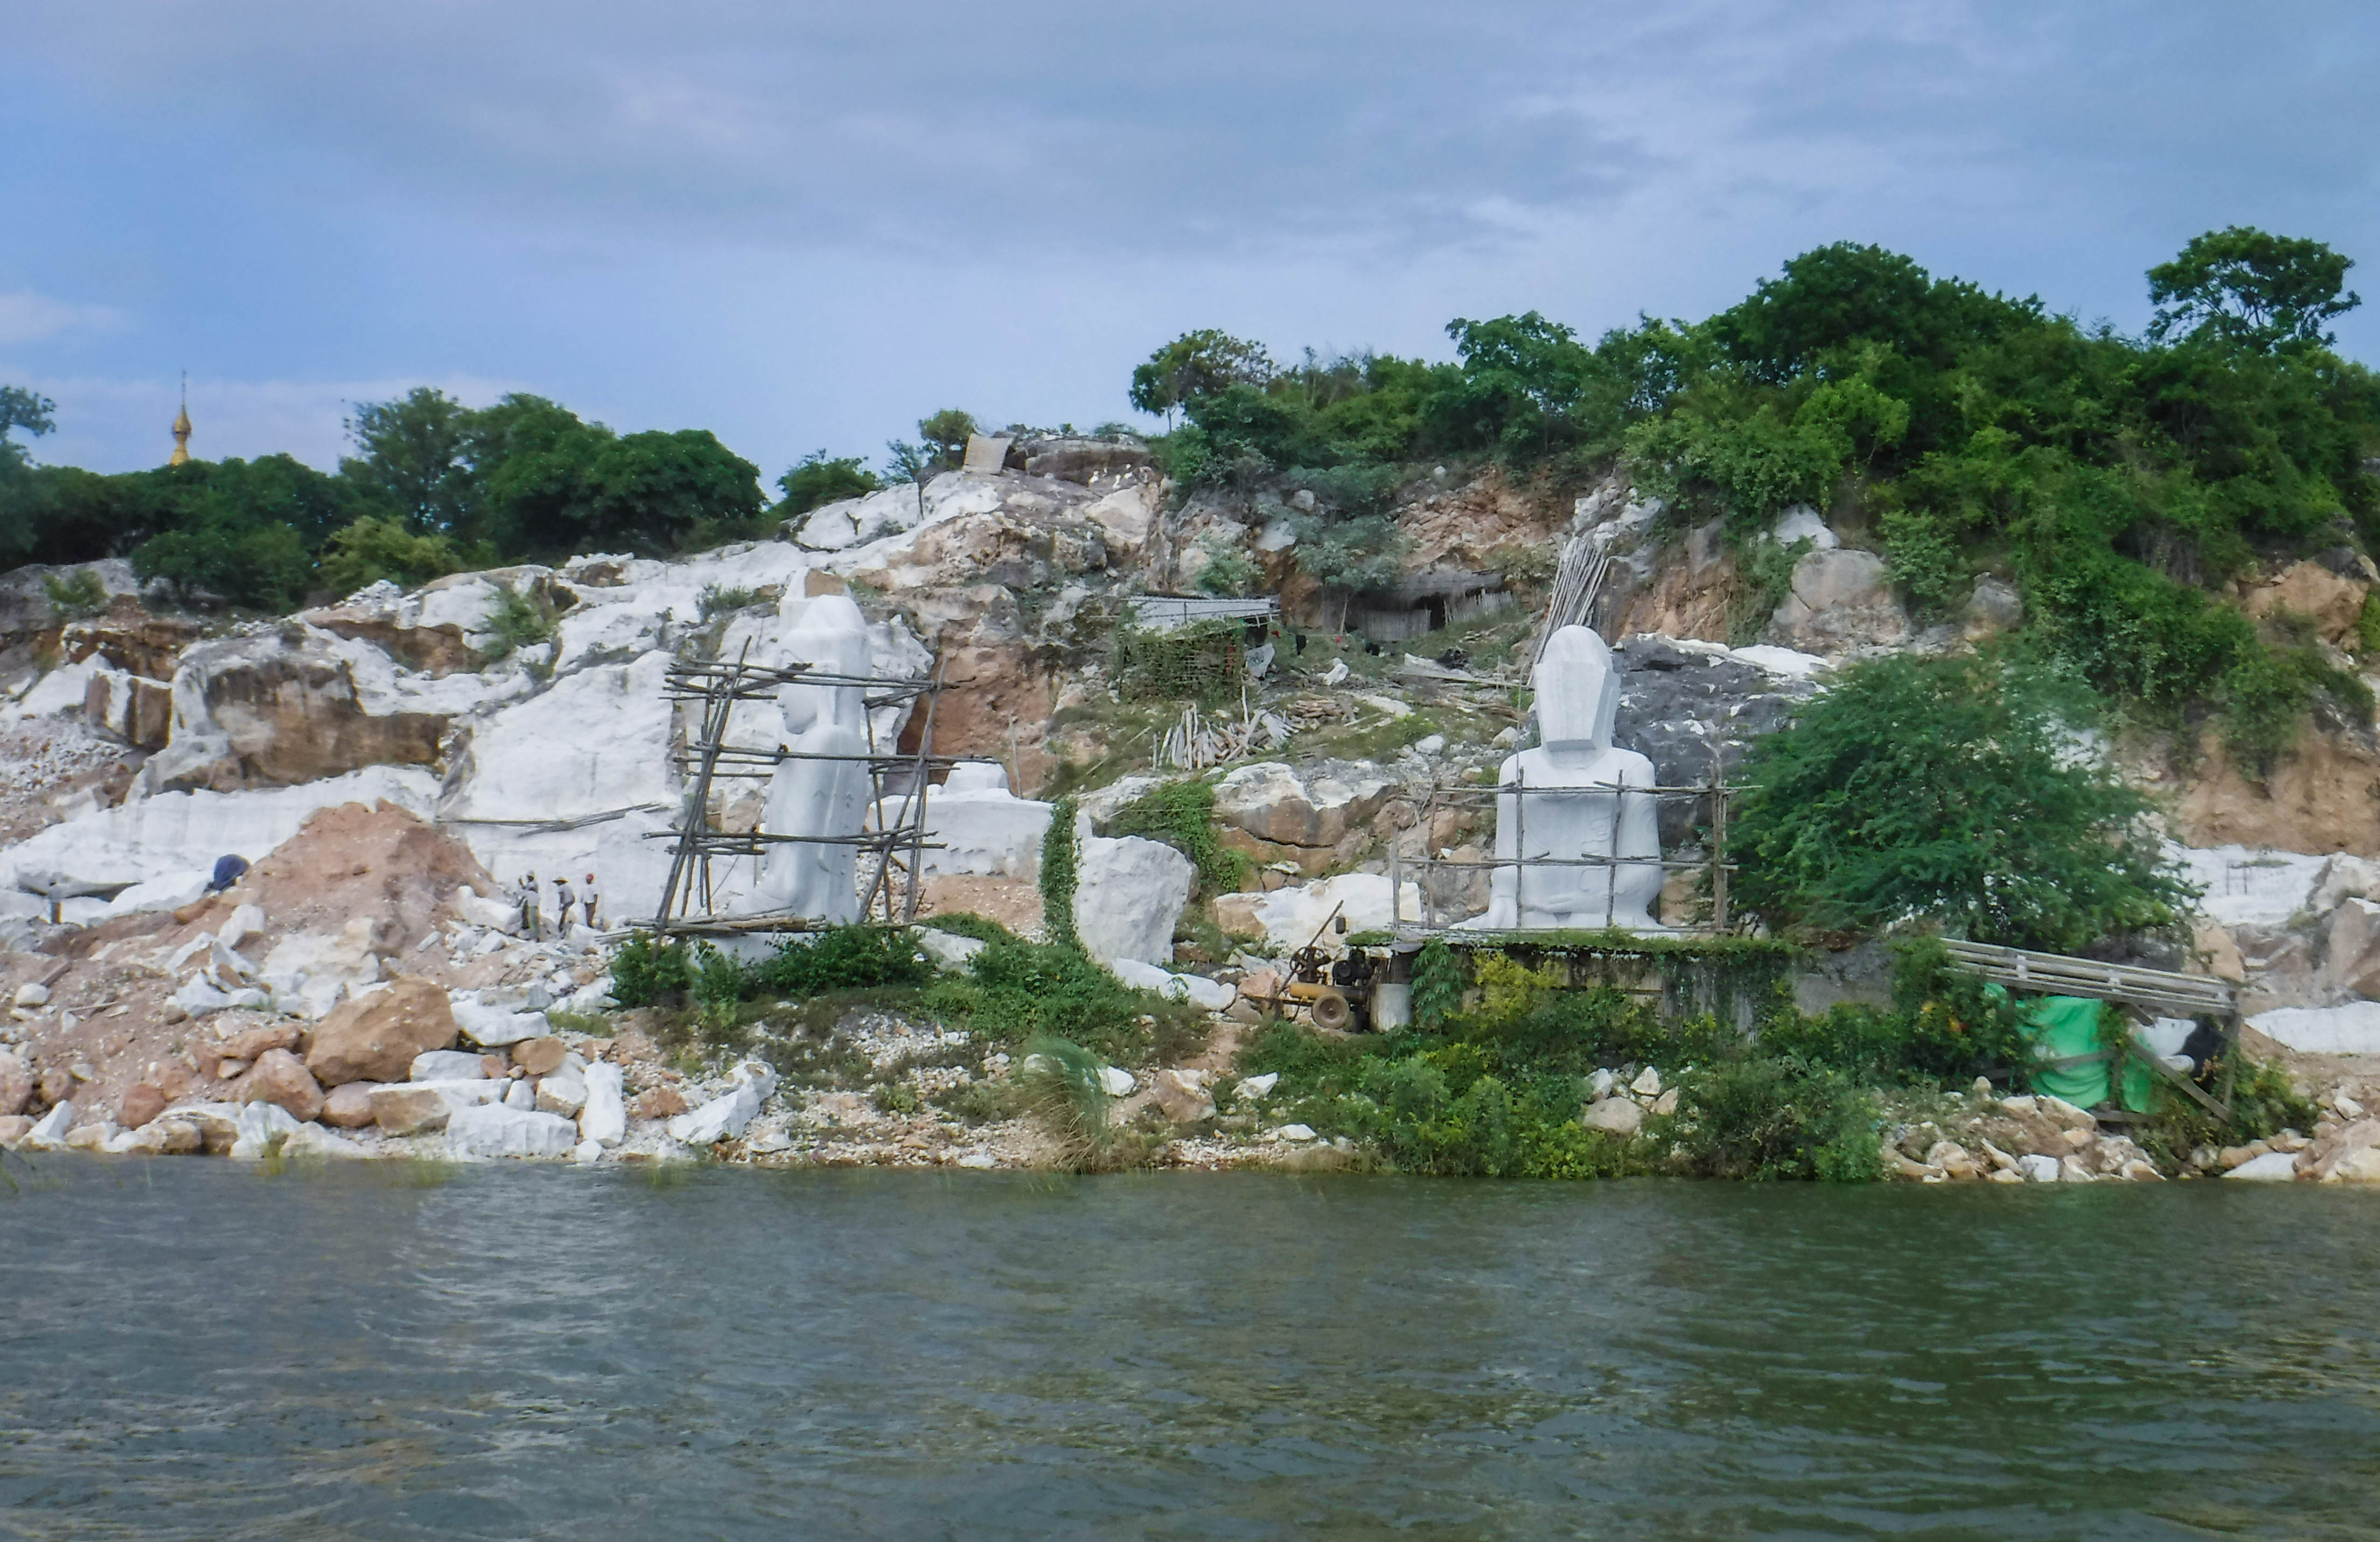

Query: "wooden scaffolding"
left=648, top=647, right=952, bottom=936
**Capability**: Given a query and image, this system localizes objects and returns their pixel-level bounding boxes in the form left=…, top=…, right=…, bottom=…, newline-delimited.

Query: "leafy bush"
left=609, top=934, right=695, bottom=1007
left=1732, top=652, right=2193, bottom=951
left=922, top=934, right=1204, bottom=1065
left=607, top=926, right=929, bottom=1011
left=480, top=582, right=555, bottom=660
left=318, top=514, right=462, bottom=597
left=1409, top=938, right=1463, bottom=1030
left=1104, top=778, right=1242, bottom=894
left=1664, top=1058, right=1884, bottom=1181
left=1192, top=534, right=1261, bottom=597
left=2130, top=1055, right=2322, bottom=1168
left=1039, top=796, right=1079, bottom=948
left=41, top=568, right=107, bottom=617
left=774, top=451, right=881, bottom=518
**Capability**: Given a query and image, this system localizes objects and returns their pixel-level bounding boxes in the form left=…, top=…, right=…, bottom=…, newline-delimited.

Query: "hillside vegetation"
left=4, top=229, right=2375, bottom=775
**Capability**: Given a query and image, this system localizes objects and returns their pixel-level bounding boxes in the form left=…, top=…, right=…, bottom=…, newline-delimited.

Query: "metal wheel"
left=1310, top=990, right=1354, bottom=1032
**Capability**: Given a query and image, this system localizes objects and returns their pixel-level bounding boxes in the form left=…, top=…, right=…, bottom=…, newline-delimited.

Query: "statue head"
left=776, top=594, right=873, bottom=735
left=1531, top=625, right=1620, bottom=749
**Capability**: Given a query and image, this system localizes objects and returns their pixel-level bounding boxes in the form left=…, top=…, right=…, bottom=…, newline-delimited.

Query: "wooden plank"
left=2126, top=1032, right=2230, bottom=1120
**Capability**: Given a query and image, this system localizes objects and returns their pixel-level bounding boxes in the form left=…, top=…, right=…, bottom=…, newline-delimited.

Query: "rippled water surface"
left=3, top=1159, right=2378, bottom=1539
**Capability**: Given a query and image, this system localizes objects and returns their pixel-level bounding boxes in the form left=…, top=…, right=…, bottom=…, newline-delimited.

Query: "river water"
left=2, top=1160, right=2377, bottom=1540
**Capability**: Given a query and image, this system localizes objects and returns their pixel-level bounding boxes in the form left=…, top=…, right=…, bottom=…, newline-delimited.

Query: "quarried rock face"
left=2243, top=557, right=2373, bottom=649
left=1768, top=547, right=1910, bottom=654
left=1612, top=635, right=1819, bottom=847
left=1209, top=762, right=1392, bottom=875
left=305, top=977, right=458, bottom=1087
left=142, top=630, right=454, bottom=792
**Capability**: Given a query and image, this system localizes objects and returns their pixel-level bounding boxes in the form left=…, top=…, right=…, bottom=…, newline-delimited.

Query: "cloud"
left=0, top=290, right=127, bottom=346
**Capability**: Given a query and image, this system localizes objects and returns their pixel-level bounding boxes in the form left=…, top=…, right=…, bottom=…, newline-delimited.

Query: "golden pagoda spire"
left=169, top=373, right=192, bottom=466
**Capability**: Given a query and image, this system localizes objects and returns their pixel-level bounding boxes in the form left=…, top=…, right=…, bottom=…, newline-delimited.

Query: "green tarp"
left=2013, top=993, right=2155, bottom=1113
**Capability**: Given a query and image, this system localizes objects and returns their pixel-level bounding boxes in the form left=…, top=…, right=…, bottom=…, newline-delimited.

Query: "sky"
left=4, top=0, right=2377, bottom=481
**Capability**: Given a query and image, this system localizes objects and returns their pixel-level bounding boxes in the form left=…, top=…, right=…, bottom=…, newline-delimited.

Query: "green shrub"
left=1039, top=795, right=1079, bottom=948
left=1732, top=652, right=2192, bottom=950
left=1410, top=938, right=1463, bottom=1030
left=922, top=934, right=1204, bottom=1065
left=481, top=582, right=555, bottom=660
left=748, top=926, right=931, bottom=997
left=609, top=934, right=695, bottom=1007
left=1192, top=535, right=1261, bottom=597
left=2130, top=1055, right=2322, bottom=1168
left=1104, top=778, right=1242, bottom=894
left=40, top=568, right=107, bottom=617
left=696, top=583, right=760, bottom=618
left=1665, top=1058, right=1883, bottom=1181
left=917, top=912, right=1018, bottom=946
left=318, top=514, right=462, bottom=596
left=1727, top=534, right=1808, bottom=645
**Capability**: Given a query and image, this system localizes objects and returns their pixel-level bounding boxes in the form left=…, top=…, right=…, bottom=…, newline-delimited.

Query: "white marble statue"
left=1474, top=625, right=1663, bottom=930
left=752, top=595, right=874, bottom=922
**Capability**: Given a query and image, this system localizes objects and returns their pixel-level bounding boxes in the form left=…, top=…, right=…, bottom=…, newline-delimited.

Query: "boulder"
left=535, top=1068, right=589, bottom=1118
left=450, top=997, right=552, bottom=1047
left=1108, top=957, right=1236, bottom=1010
left=1148, top=1068, right=1216, bottom=1123
left=1072, top=835, right=1194, bottom=968
left=282, top=1123, right=371, bottom=1160
left=409, top=1050, right=490, bottom=1082
left=320, top=1081, right=380, bottom=1128
left=504, top=1078, right=537, bottom=1110
left=1210, top=762, right=1393, bottom=873
left=22, top=1101, right=76, bottom=1149
left=117, top=1083, right=167, bottom=1130
left=218, top=1023, right=301, bottom=1062
left=446, top=1102, right=580, bottom=1159
left=0, top=1049, right=30, bottom=1117
left=2303, top=1118, right=2380, bottom=1182
left=305, top=977, right=459, bottom=1087
left=1767, top=548, right=1911, bottom=655
left=260, top=920, right=382, bottom=1020
left=369, top=1080, right=503, bottom=1135
left=228, top=1101, right=303, bottom=1159
left=0, top=1114, right=34, bottom=1148
left=120, top=1118, right=204, bottom=1155
left=666, top=1060, right=778, bottom=1146
left=83, top=668, right=174, bottom=750
left=917, top=928, right=987, bottom=971
left=579, top=1063, right=627, bottom=1146
left=239, top=1048, right=325, bottom=1123
left=881, top=763, right=1051, bottom=878
left=2018, top=1153, right=2062, bottom=1182
left=452, top=886, right=521, bottom=934
left=1962, top=577, right=2025, bottom=639
left=2223, top=1149, right=2302, bottom=1182
left=1581, top=1098, right=1644, bottom=1136
left=633, top=1086, right=688, bottom=1120
left=508, top=1037, right=568, bottom=1076
left=1212, top=873, right=1425, bottom=954
left=2319, top=898, right=2380, bottom=999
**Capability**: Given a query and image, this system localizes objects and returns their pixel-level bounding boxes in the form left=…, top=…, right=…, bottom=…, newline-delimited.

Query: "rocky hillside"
left=3, top=444, right=2378, bottom=1173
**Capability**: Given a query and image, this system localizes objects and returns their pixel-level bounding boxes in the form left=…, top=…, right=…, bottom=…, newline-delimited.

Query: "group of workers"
left=514, top=872, right=601, bottom=940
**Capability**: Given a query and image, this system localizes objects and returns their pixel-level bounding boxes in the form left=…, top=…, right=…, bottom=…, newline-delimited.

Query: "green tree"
left=1, top=385, right=55, bottom=473
left=341, top=387, right=477, bottom=531
left=918, top=409, right=978, bottom=471
left=1289, top=512, right=1407, bottom=633
left=1731, top=653, right=2192, bottom=952
left=2148, top=226, right=2361, bottom=351
left=774, top=451, right=881, bottom=517
left=1129, top=330, right=1274, bottom=429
